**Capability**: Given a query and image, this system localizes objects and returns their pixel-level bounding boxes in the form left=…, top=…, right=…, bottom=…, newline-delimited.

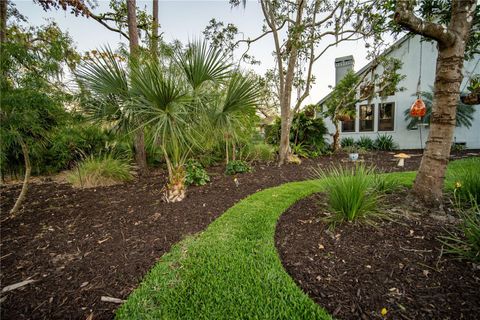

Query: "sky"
left=12, top=0, right=394, bottom=105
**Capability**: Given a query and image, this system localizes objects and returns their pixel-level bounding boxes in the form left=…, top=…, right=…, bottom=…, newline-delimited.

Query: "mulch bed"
left=0, top=150, right=476, bottom=320
left=275, top=190, right=480, bottom=320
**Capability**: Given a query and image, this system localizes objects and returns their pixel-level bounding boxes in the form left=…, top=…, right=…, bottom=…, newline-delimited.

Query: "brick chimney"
left=335, top=55, right=354, bottom=85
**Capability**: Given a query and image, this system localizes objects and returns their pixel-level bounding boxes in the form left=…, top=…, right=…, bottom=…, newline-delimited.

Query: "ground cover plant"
left=185, top=160, right=210, bottom=186
left=373, top=134, right=398, bottom=151
left=225, top=159, right=251, bottom=175
left=355, top=136, right=375, bottom=150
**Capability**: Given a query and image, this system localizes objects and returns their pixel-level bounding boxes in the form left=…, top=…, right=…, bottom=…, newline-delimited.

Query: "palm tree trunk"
left=10, top=138, right=31, bottom=217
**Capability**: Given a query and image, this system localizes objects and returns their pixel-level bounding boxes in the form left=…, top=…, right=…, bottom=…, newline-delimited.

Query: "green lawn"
left=116, top=158, right=477, bottom=320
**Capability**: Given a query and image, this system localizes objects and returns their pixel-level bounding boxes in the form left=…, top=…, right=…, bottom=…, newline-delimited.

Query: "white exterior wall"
left=321, top=35, right=480, bottom=149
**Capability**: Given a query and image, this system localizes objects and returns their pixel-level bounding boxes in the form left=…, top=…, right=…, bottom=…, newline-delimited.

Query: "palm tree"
left=210, top=72, right=260, bottom=163
left=77, top=41, right=260, bottom=202
left=404, top=88, right=475, bottom=129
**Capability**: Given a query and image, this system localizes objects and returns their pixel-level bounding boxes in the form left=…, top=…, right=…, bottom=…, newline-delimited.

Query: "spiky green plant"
left=313, top=164, right=382, bottom=227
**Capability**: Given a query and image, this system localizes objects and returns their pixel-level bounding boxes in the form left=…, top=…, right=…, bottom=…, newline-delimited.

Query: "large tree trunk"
left=277, top=0, right=304, bottom=165
left=412, top=46, right=466, bottom=206
left=394, top=0, right=476, bottom=208
left=10, top=138, right=31, bottom=217
left=126, top=0, right=148, bottom=173
left=0, top=0, right=7, bottom=45
left=332, top=120, right=341, bottom=152
left=151, top=0, right=159, bottom=59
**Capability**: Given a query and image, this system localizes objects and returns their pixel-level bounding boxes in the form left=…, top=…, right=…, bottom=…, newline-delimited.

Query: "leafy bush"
left=225, top=160, right=251, bottom=175
left=341, top=137, right=355, bottom=148
left=355, top=136, right=375, bottom=150
left=265, top=112, right=328, bottom=156
left=67, top=155, right=134, bottom=188
left=440, top=199, right=480, bottom=262
left=313, top=164, right=381, bottom=227
left=374, top=134, right=398, bottom=151
left=291, top=143, right=310, bottom=158
left=241, top=142, right=276, bottom=162
left=185, top=160, right=210, bottom=186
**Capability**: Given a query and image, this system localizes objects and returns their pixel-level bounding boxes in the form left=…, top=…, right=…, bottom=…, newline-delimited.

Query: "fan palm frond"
left=175, top=40, right=231, bottom=90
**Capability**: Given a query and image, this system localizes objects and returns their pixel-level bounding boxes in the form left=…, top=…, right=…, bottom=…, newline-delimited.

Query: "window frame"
left=378, top=102, right=395, bottom=132
left=359, top=104, right=375, bottom=132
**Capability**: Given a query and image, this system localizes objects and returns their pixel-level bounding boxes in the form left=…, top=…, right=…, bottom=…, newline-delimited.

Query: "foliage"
left=265, top=112, right=328, bottom=157
left=355, top=136, right=375, bottom=150
left=0, top=88, right=65, bottom=176
left=313, top=164, right=382, bottom=227
left=67, top=154, right=134, bottom=188
left=404, top=89, right=475, bottom=129
left=185, top=160, right=210, bottom=186
left=77, top=40, right=261, bottom=201
left=1, top=21, right=80, bottom=91
left=240, top=142, right=276, bottom=162
left=447, top=157, right=480, bottom=205
left=372, top=174, right=401, bottom=194
left=291, top=143, right=310, bottom=158
left=440, top=199, right=480, bottom=262
left=341, top=137, right=355, bottom=148
left=374, top=134, right=398, bottom=151
left=225, top=160, right=251, bottom=176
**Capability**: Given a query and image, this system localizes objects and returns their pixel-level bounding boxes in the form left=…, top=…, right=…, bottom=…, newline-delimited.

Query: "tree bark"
left=151, top=0, right=159, bottom=59
left=395, top=0, right=476, bottom=207
left=332, top=120, right=341, bottom=152
left=126, top=0, right=148, bottom=173
left=278, top=0, right=305, bottom=165
left=10, top=138, right=31, bottom=217
left=0, top=0, right=6, bottom=45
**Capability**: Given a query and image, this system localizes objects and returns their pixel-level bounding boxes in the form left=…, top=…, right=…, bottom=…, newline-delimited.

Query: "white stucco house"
left=317, top=34, right=480, bottom=149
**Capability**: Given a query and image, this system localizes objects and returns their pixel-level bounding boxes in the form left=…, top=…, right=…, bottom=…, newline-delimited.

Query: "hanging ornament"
left=409, top=98, right=426, bottom=118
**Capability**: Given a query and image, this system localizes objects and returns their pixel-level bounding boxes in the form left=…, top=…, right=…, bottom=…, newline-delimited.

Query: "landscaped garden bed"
left=276, top=190, right=480, bottom=319
left=1, top=151, right=478, bottom=319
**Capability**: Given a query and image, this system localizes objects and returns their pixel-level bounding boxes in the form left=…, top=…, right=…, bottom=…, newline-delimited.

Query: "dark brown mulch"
left=275, top=191, right=480, bottom=320
left=0, top=150, right=476, bottom=320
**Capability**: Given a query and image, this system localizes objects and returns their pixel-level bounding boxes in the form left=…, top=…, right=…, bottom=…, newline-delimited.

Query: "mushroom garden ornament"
left=394, top=153, right=411, bottom=167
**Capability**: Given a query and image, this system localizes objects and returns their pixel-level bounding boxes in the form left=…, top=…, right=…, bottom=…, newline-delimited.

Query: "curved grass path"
left=117, top=159, right=475, bottom=319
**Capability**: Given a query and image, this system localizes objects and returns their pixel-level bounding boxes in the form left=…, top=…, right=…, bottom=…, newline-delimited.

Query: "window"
left=341, top=119, right=355, bottom=132
left=359, top=104, right=374, bottom=132
left=378, top=102, right=395, bottom=131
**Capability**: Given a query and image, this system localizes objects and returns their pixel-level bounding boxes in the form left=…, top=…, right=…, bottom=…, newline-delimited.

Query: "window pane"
left=341, top=119, right=355, bottom=132
left=359, top=104, right=374, bottom=132
left=379, top=103, right=395, bottom=131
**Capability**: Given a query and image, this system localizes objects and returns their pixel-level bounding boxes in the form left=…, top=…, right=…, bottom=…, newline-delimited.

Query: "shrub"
left=67, top=155, right=134, bottom=188
left=291, top=143, right=310, bottom=158
left=185, top=160, right=210, bottom=186
left=374, top=134, right=398, bottom=151
left=225, top=160, right=251, bottom=175
left=241, top=142, right=276, bottom=162
left=341, top=137, right=355, bottom=148
left=355, top=136, right=375, bottom=150
left=440, top=199, right=480, bottom=262
left=313, top=164, right=381, bottom=227
left=265, top=112, right=328, bottom=153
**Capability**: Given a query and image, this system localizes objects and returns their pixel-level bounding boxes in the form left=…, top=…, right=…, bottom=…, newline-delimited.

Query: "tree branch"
left=394, top=0, right=456, bottom=46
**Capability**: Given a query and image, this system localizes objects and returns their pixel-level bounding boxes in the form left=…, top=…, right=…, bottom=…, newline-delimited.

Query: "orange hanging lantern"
left=409, top=98, right=426, bottom=118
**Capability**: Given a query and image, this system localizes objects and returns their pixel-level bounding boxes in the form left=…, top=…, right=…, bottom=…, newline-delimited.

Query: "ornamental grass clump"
left=313, top=164, right=382, bottom=227
left=449, top=158, right=480, bottom=205
left=67, top=155, right=134, bottom=188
